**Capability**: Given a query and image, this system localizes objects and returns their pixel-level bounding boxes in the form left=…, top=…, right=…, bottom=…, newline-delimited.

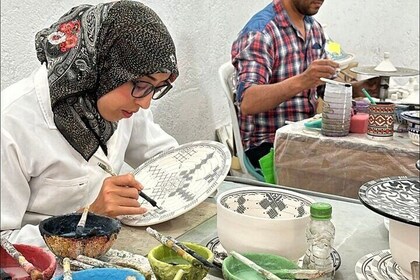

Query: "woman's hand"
left=89, top=173, right=147, bottom=217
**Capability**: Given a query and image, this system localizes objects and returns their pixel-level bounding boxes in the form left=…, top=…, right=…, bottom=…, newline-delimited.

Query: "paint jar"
left=367, top=102, right=396, bottom=141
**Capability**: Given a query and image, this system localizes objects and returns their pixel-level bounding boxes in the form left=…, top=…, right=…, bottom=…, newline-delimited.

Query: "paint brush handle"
left=98, top=163, right=161, bottom=209
left=231, top=251, right=282, bottom=280
left=146, top=227, right=204, bottom=269
left=168, top=237, right=215, bottom=269
left=362, top=88, right=377, bottom=104
left=75, top=206, right=90, bottom=236
left=62, top=258, right=73, bottom=280
left=0, top=238, right=44, bottom=280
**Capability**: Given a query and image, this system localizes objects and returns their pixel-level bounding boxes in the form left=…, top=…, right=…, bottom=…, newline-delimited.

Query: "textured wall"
left=1, top=0, right=419, bottom=144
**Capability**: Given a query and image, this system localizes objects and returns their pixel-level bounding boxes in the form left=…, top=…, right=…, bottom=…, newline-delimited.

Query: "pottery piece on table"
left=120, top=140, right=231, bottom=226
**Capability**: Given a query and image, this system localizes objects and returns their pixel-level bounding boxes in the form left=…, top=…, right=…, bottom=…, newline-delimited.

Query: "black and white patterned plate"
left=120, top=141, right=231, bottom=226
left=205, top=236, right=341, bottom=271
left=401, top=111, right=420, bottom=124
left=355, top=250, right=408, bottom=280
left=358, top=176, right=419, bottom=226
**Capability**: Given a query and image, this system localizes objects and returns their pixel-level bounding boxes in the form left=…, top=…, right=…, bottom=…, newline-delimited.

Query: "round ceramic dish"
left=358, top=176, right=419, bottom=226
left=222, top=253, right=299, bottom=280
left=216, top=187, right=314, bottom=261
left=120, top=140, right=230, bottom=226
left=53, top=268, right=145, bottom=280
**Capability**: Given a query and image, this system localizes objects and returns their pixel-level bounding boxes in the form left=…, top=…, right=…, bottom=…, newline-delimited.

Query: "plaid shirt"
left=231, top=0, right=326, bottom=151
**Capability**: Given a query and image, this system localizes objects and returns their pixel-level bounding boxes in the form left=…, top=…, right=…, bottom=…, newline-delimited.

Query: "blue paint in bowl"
left=54, top=268, right=145, bottom=280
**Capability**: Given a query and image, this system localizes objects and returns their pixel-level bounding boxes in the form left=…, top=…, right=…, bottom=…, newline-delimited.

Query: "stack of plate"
left=400, top=111, right=420, bottom=145
left=321, top=83, right=353, bottom=136
left=355, top=249, right=409, bottom=280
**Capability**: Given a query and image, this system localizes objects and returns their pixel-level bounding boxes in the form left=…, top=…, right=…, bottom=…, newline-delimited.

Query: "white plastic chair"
left=217, top=62, right=265, bottom=182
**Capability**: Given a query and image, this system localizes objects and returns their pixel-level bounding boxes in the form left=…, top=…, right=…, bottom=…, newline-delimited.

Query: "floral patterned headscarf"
left=35, top=0, right=178, bottom=161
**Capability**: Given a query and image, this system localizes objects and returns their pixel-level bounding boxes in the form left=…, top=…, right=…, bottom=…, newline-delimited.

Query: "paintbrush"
left=62, top=257, right=72, bottom=280
left=361, top=88, right=377, bottom=105
left=146, top=227, right=206, bottom=269
left=231, top=251, right=329, bottom=280
left=97, top=162, right=162, bottom=210
left=75, top=206, right=90, bottom=237
left=0, top=238, right=44, bottom=280
left=167, top=236, right=216, bottom=269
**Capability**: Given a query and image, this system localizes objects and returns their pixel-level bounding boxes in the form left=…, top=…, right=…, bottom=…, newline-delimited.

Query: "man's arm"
left=240, top=59, right=339, bottom=115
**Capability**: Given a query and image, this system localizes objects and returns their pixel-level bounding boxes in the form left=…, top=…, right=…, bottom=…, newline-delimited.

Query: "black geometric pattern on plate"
left=120, top=141, right=231, bottom=226
left=358, top=176, right=419, bottom=226
left=219, top=190, right=312, bottom=219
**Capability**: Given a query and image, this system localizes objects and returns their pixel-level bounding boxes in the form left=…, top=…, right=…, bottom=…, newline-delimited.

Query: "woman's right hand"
left=89, top=173, right=147, bottom=217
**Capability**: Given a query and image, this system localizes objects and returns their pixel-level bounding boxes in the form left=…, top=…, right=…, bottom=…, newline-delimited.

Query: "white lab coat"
left=1, top=65, right=178, bottom=246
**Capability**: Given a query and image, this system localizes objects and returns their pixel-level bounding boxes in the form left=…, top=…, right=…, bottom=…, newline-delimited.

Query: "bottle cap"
left=310, top=202, right=332, bottom=220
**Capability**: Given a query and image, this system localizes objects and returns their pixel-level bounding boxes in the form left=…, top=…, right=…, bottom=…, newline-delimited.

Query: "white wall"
left=1, top=0, right=419, bottom=144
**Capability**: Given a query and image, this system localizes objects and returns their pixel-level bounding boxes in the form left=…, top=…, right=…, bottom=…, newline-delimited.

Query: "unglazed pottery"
left=120, top=141, right=230, bottom=226
left=216, top=187, right=314, bottom=262
left=39, top=212, right=121, bottom=259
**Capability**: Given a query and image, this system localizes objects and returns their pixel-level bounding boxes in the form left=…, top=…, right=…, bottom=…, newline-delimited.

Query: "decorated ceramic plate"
left=205, top=236, right=341, bottom=271
left=355, top=250, right=408, bottom=280
left=119, top=141, right=231, bottom=226
left=355, top=250, right=381, bottom=280
left=401, top=111, right=420, bottom=124
left=358, top=176, right=419, bottom=226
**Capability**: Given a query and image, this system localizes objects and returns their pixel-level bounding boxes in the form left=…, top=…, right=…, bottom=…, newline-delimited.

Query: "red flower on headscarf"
left=56, top=20, right=80, bottom=52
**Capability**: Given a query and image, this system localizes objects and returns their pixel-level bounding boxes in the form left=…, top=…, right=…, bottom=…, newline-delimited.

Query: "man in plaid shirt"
left=231, top=0, right=377, bottom=168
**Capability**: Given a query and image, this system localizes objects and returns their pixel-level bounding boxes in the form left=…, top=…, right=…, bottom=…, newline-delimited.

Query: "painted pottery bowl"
left=216, top=187, right=314, bottom=261
left=39, top=212, right=121, bottom=259
left=147, top=242, right=213, bottom=280
left=0, top=244, right=57, bottom=280
left=53, top=268, right=145, bottom=280
left=222, top=252, right=299, bottom=280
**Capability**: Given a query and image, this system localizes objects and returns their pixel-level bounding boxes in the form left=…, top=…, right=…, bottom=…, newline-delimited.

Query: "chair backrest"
left=218, top=62, right=248, bottom=175
left=218, top=62, right=265, bottom=182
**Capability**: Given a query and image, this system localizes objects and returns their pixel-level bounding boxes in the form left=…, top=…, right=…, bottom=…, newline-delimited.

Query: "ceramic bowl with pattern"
left=39, top=212, right=121, bottom=260
left=216, top=187, right=314, bottom=261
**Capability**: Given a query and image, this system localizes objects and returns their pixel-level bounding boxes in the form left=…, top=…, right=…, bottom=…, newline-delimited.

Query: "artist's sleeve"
left=0, top=127, right=45, bottom=247
left=231, top=30, right=275, bottom=103
left=124, top=108, right=178, bottom=168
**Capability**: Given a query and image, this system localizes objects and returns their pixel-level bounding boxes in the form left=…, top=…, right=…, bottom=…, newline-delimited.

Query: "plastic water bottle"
left=302, top=202, right=335, bottom=279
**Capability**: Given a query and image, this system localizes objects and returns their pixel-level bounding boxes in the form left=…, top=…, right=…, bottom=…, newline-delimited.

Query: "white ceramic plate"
left=119, top=141, right=231, bottom=226
left=358, top=176, right=419, bottom=226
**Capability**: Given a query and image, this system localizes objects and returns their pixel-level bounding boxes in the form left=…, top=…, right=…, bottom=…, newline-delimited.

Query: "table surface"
left=170, top=177, right=390, bottom=280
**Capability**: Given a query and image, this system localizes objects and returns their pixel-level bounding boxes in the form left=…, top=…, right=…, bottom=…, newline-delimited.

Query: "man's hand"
left=89, top=173, right=147, bottom=217
left=301, top=59, right=340, bottom=89
left=352, top=77, right=381, bottom=98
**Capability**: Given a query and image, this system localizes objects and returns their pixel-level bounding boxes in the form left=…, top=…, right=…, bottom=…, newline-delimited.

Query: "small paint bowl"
left=39, top=212, right=121, bottom=259
left=222, top=252, right=299, bottom=280
left=147, top=242, right=213, bottom=280
left=53, top=268, right=145, bottom=280
left=0, top=243, right=57, bottom=280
